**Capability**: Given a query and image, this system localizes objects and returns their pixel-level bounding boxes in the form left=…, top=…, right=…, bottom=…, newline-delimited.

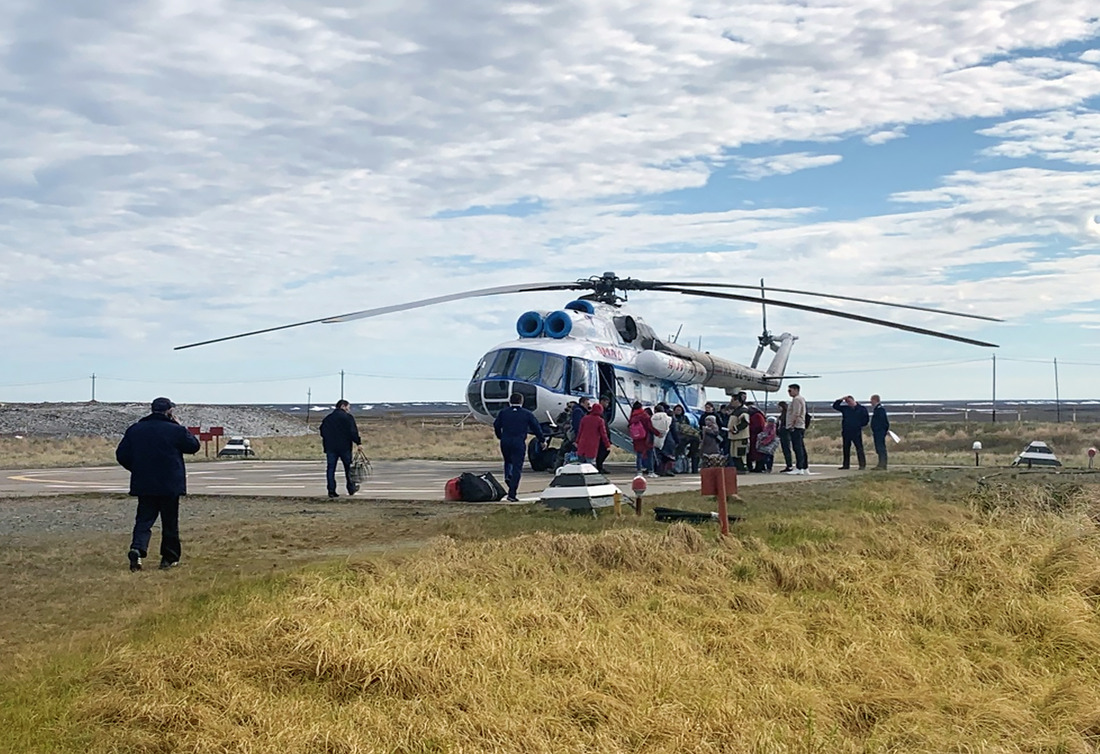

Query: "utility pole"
left=340, top=370, right=345, bottom=400
left=1054, top=358, right=1061, bottom=423
left=90, top=373, right=96, bottom=402
left=991, top=354, right=997, bottom=424
left=306, top=388, right=312, bottom=430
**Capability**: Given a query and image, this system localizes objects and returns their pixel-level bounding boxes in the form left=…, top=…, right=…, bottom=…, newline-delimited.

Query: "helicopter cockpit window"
left=488, top=349, right=516, bottom=377
left=472, top=352, right=496, bottom=381
left=513, top=350, right=543, bottom=382
left=541, top=354, right=565, bottom=391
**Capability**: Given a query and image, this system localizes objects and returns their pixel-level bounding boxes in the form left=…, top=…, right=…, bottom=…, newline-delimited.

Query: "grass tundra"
left=3, top=458, right=1100, bottom=751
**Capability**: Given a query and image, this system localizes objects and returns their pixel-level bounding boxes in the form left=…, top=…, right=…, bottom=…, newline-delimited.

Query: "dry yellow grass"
left=9, top=475, right=1100, bottom=753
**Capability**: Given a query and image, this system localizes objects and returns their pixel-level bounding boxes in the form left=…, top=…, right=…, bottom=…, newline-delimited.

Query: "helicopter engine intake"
left=544, top=310, right=573, bottom=339
left=516, top=311, right=546, bottom=338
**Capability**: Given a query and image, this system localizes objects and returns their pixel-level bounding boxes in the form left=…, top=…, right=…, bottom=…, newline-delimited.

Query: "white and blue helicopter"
left=177, top=272, right=999, bottom=461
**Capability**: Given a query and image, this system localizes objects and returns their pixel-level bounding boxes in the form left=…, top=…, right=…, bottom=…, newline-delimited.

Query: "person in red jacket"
left=575, top=402, right=611, bottom=465
left=628, top=401, right=659, bottom=474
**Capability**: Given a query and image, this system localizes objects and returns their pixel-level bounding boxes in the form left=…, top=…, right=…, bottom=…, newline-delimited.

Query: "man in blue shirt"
left=493, top=393, right=546, bottom=502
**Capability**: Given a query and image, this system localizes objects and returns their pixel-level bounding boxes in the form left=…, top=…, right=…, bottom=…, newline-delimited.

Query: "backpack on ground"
left=480, top=472, right=506, bottom=501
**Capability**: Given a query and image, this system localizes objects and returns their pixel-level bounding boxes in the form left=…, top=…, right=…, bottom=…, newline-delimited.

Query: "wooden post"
left=716, top=470, right=730, bottom=536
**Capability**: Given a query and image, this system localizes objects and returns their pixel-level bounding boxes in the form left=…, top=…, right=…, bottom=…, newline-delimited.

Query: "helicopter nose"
left=467, top=378, right=539, bottom=415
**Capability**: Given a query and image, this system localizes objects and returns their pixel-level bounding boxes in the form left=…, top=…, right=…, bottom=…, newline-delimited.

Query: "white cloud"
left=864, top=127, right=907, bottom=145
left=735, top=152, right=843, bottom=180
left=979, top=109, right=1100, bottom=165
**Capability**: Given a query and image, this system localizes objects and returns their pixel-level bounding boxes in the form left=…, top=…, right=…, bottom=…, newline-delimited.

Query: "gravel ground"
left=0, top=402, right=311, bottom=438
left=0, top=492, right=478, bottom=543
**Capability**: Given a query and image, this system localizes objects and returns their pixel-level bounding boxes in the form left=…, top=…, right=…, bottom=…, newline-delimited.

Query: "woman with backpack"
left=628, top=401, right=658, bottom=475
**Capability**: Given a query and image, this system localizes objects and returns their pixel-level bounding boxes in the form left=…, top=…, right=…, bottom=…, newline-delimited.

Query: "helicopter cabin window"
left=567, top=357, right=592, bottom=395
left=513, top=350, right=543, bottom=383
left=541, top=354, right=565, bottom=391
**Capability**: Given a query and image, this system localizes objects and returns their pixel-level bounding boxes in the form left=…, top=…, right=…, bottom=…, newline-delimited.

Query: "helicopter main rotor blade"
left=661, top=286, right=999, bottom=348
left=649, top=281, right=1002, bottom=322
left=174, top=281, right=583, bottom=350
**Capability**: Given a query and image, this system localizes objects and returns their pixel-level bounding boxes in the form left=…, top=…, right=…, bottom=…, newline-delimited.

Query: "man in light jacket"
left=785, top=384, right=809, bottom=475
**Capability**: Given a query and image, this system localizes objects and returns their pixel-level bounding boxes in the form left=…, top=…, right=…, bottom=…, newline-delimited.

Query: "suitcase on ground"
left=444, top=476, right=462, bottom=501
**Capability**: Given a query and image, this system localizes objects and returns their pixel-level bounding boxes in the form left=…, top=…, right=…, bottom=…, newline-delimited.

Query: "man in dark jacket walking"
left=832, top=395, right=870, bottom=470
left=493, top=392, right=545, bottom=502
left=869, top=394, right=890, bottom=470
left=320, top=399, right=363, bottom=498
left=116, top=397, right=201, bottom=571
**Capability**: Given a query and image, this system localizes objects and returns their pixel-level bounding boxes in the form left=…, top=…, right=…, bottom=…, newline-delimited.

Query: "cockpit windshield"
left=472, top=349, right=567, bottom=392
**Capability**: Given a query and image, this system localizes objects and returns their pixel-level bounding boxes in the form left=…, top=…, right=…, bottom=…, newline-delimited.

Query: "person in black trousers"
left=776, top=400, right=794, bottom=472
left=320, top=399, right=363, bottom=498
left=116, top=397, right=201, bottom=571
left=869, top=394, right=890, bottom=470
left=494, top=392, right=545, bottom=502
left=832, top=395, right=870, bottom=470
left=594, top=395, right=614, bottom=473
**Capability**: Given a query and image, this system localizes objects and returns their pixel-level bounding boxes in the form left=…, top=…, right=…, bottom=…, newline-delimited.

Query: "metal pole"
left=340, top=370, right=345, bottom=400
left=991, top=354, right=997, bottom=424
left=306, top=388, right=311, bottom=430
left=90, top=373, right=96, bottom=402
left=1054, top=358, right=1061, bottom=423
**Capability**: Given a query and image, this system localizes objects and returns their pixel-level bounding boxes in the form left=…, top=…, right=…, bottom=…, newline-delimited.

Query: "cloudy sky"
left=2, top=0, right=1099, bottom=406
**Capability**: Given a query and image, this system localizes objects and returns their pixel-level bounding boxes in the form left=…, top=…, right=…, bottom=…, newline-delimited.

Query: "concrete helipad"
left=1, top=459, right=847, bottom=500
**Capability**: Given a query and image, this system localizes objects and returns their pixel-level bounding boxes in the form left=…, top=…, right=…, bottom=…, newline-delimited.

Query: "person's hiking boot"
left=128, top=548, right=142, bottom=572
left=328, top=491, right=339, bottom=498
left=505, top=496, right=520, bottom=503
left=159, top=560, right=180, bottom=570
left=348, top=483, right=359, bottom=496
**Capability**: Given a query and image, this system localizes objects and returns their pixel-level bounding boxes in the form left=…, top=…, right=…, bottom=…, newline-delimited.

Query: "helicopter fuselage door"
left=597, top=362, right=616, bottom=423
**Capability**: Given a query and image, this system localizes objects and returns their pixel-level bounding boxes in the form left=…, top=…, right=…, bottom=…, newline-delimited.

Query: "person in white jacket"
left=649, top=405, right=672, bottom=479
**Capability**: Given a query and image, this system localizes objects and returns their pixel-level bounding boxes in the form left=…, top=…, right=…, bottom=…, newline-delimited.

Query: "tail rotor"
left=752, top=278, right=773, bottom=369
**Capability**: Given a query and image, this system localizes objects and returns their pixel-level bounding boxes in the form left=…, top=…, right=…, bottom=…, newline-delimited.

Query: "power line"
left=817, top=358, right=989, bottom=376
left=345, top=372, right=465, bottom=382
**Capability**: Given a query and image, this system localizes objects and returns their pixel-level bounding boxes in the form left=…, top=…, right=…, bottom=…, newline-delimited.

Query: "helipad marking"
left=206, top=485, right=309, bottom=490
left=8, top=474, right=117, bottom=486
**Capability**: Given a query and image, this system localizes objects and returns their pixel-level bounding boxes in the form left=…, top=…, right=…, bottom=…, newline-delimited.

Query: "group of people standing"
left=696, top=385, right=807, bottom=474
left=626, top=401, right=701, bottom=477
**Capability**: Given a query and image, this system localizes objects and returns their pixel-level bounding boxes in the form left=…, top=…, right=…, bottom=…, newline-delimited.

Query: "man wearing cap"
left=116, top=397, right=201, bottom=572
left=319, top=399, right=363, bottom=498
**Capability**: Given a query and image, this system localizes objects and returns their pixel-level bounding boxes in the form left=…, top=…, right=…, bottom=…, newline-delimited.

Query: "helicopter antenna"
left=671, top=324, right=683, bottom=343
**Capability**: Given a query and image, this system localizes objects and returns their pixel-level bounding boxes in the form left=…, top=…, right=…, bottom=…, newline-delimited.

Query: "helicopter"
left=176, top=272, right=1000, bottom=463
